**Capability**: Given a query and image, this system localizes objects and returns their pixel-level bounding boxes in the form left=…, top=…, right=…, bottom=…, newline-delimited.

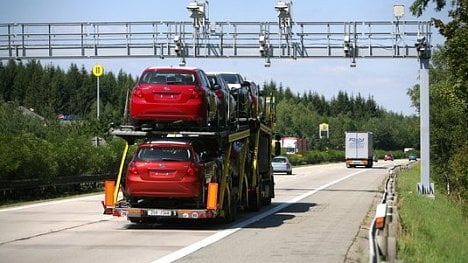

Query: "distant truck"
left=281, top=137, right=308, bottom=154
left=345, top=132, right=374, bottom=168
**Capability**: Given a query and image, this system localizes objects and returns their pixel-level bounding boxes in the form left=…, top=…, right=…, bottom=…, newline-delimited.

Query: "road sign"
left=93, top=64, right=104, bottom=77
left=320, top=123, right=328, bottom=131
left=92, top=64, right=103, bottom=120
left=319, top=123, right=329, bottom=139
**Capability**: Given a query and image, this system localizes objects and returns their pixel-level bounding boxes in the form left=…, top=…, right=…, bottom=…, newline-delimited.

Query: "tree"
left=410, top=0, right=468, bottom=200
left=23, top=60, right=44, bottom=114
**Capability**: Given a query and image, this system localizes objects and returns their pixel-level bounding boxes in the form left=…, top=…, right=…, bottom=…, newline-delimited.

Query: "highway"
left=0, top=161, right=405, bottom=263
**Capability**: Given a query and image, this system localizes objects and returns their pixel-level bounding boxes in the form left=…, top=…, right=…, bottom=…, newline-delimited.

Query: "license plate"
left=147, top=209, right=173, bottom=217
left=155, top=93, right=178, bottom=99
left=150, top=170, right=172, bottom=176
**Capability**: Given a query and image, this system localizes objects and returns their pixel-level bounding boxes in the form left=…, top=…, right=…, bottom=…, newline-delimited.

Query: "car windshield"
left=219, top=74, right=241, bottom=84
left=135, top=146, right=192, bottom=162
left=272, top=157, right=287, bottom=163
left=140, top=71, right=196, bottom=85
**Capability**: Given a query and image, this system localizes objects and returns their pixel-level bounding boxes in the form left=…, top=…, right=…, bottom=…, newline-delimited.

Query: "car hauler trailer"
left=103, top=104, right=276, bottom=223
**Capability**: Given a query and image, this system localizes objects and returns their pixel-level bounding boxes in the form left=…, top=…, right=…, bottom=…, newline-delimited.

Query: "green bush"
left=88, top=139, right=126, bottom=175
left=397, top=165, right=468, bottom=262
left=54, top=136, right=94, bottom=177
left=0, top=100, right=130, bottom=183
left=0, top=133, right=58, bottom=181
left=286, top=149, right=345, bottom=166
left=447, top=143, right=468, bottom=202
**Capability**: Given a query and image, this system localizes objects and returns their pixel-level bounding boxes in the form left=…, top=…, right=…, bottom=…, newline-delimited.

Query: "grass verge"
left=397, top=164, right=468, bottom=262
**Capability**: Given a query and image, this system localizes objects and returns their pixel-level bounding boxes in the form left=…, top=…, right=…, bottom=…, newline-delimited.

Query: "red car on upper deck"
left=129, top=67, right=219, bottom=130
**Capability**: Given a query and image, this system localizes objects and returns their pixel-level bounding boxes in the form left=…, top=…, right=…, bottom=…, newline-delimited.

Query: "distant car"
left=384, top=154, right=394, bottom=161
left=408, top=153, right=417, bottom=161
left=129, top=67, right=219, bottom=130
left=271, top=156, right=292, bottom=175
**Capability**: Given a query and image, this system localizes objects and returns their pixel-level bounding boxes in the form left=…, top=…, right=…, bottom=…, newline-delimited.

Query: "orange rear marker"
left=206, top=183, right=219, bottom=210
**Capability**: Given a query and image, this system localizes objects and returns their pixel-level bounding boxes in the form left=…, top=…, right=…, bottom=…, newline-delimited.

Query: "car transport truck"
left=345, top=131, right=374, bottom=168
left=102, top=80, right=276, bottom=223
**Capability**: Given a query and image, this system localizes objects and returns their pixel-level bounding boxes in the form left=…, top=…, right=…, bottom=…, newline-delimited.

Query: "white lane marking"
left=151, top=169, right=368, bottom=263
left=0, top=194, right=103, bottom=212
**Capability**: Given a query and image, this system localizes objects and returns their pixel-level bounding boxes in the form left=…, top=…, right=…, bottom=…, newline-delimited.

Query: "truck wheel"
left=248, top=184, right=262, bottom=211
left=223, top=192, right=237, bottom=223
left=262, top=179, right=273, bottom=206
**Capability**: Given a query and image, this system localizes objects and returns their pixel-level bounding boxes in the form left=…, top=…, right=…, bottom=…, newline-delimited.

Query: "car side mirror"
left=241, top=81, right=250, bottom=87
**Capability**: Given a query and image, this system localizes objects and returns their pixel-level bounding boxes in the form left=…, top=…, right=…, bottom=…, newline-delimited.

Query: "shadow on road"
left=244, top=202, right=317, bottom=229
left=122, top=202, right=317, bottom=231
left=124, top=218, right=228, bottom=231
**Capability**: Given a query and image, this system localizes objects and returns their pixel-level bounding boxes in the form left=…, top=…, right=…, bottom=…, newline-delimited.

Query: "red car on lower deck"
left=124, top=139, right=216, bottom=208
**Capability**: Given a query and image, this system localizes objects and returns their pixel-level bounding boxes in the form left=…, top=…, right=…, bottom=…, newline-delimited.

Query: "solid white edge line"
left=0, top=194, right=104, bottom=213
left=151, top=169, right=368, bottom=263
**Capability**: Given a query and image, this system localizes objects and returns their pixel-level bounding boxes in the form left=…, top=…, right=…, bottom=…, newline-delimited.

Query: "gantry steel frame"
left=0, top=20, right=431, bottom=60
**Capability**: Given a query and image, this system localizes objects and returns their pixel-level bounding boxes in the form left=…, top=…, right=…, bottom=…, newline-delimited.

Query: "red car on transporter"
left=129, top=67, right=219, bottom=130
left=124, top=138, right=217, bottom=209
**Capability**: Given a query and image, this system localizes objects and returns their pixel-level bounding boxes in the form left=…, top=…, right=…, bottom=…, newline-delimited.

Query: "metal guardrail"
left=0, top=174, right=115, bottom=192
left=369, top=175, right=390, bottom=263
left=369, top=162, right=416, bottom=263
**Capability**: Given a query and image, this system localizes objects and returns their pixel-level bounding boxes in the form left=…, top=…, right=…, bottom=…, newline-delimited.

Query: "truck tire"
left=248, top=182, right=262, bottom=211
left=262, top=179, right=273, bottom=206
left=223, top=191, right=237, bottom=223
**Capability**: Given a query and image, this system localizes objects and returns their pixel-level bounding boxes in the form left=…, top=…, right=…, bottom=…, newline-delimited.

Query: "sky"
left=0, top=0, right=450, bottom=116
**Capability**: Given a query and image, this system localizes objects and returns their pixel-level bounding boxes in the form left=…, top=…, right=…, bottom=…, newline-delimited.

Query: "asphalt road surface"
left=0, top=161, right=404, bottom=263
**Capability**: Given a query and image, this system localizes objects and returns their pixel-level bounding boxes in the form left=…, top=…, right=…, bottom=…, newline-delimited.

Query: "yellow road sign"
left=92, top=64, right=104, bottom=77
left=320, top=123, right=328, bottom=131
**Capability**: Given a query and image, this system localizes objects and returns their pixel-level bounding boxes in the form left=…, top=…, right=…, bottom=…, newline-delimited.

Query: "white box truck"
left=281, top=137, right=308, bottom=154
left=345, top=132, right=374, bottom=168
